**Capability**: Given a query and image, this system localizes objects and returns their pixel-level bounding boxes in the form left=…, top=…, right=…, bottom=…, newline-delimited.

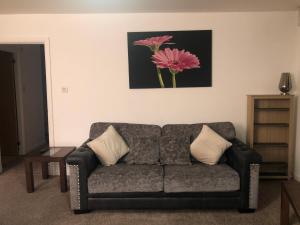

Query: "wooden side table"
left=280, top=180, right=300, bottom=225
left=24, top=147, right=75, bottom=193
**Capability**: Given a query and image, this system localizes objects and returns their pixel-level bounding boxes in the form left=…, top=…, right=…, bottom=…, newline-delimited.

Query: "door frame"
left=0, top=37, right=55, bottom=152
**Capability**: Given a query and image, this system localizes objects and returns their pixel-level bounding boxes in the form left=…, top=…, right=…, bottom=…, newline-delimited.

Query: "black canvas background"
left=127, top=30, right=212, bottom=89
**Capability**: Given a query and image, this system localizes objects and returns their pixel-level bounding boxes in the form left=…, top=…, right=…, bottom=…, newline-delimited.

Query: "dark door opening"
left=0, top=44, right=49, bottom=171
left=0, top=51, right=19, bottom=168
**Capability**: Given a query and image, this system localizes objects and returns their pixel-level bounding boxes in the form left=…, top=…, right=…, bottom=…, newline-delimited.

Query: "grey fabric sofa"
left=66, top=122, right=262, bottom=214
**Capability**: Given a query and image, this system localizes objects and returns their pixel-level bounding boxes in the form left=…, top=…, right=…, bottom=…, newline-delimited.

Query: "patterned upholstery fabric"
left=249, top=164, right=260, bottom=209
left=191, top=153, right=228, bottom=164
left=124, top=136, right=160, bottom=164
left=88, top=164, right=164, bottom=193
left=160, top=136, right=191, bottom=165
left=162, top=122, right=236, bottom=141
left=164, top=164, right=240, bottom=193
left=89, top=122, right=161, bottom=143
left=69, top=165, right=80, bottom=210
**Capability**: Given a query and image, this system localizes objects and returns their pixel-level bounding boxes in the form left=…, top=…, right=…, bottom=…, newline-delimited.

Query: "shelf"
left=248, top=95, right=295, bottom=179
left=255, top=107, right=289, bottom=111
left=254, top=123, right=289, bottom=127
left=260, top=162, right=288, bottom=177
left=262, top=162, right=287, bottom=165
left=253, top=143, right=288, bottom=148
left=260, top=174, right=288, bottom=179
left=260, top=171, right=287, bottom=176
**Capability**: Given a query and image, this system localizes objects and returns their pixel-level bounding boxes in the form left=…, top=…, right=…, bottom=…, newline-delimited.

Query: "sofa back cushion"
left=87, top=125, right=129, bottom=166
left=90, top=122, right=161, bottom=141
left=89, top=122, right=161, bottom=164
left=162, top=122, right=236, bottom=141
left=124, top=136, right=160, bottom=164
left=159, top=136, right=191, bottom=165
left=162, top=122, right=235, bottom=164
left=190, top=125, right=232, bottom=165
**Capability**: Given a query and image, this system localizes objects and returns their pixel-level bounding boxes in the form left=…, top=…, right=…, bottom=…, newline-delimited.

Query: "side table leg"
left=280, top=183, right=289, bottom=225
left=59, top=160, right=67, bottom=192
left=41, top=162, right=49, bottom=179
left=24, top=161, right=34, bottom=193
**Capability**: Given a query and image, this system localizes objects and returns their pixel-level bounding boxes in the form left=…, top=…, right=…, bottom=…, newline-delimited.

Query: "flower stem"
left=171, top=72, right=176, bottom=88
left=156, top=67, right=165, bottom=88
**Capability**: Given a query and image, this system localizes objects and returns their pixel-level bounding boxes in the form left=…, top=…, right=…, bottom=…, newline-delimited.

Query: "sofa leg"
left=238, top=208, right=256, bottom=213
left=73, top=209, right=91, bottom=214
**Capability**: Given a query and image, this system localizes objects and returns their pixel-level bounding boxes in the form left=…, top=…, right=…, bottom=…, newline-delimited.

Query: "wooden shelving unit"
left=247, top=95, right=296, bottom=179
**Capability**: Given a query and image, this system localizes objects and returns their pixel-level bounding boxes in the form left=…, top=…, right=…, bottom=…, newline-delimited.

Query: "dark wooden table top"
left=282, top=180, right=300, bottom=220
left=25, top=146, right=76, bottom=162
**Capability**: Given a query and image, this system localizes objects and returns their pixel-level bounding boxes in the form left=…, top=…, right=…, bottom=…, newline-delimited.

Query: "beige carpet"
left=0, top=162, right=299, bottom=225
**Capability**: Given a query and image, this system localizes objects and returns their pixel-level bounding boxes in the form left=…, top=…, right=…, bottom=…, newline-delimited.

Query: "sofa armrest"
left=67, top=147, right=98, bottom=211
left=226, top=138, right=262, bottom=210
left=67, top=147, right=98, bottom=175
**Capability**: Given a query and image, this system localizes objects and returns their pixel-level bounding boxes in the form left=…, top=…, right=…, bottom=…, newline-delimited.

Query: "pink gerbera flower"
left=134, top=35, right=173, bottom=51
left=152, top=48, right=200, bottom=73
left=152, top=48, right=200, bottom=88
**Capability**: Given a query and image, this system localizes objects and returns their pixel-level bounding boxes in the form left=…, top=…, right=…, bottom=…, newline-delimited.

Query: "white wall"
left=0, top=45, right=48, bottom=154
left=0, top=12, right=298, bottom=170
left=294, top=23, right=300, bottom=181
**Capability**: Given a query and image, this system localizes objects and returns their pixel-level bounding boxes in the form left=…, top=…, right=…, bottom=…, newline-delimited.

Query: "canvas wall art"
left=127, top=30, right=212, bottom=89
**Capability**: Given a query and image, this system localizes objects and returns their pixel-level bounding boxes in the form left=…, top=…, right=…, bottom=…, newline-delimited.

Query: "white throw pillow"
left=190, top=125, right=232, bottom=165
left=87, top=125, right=129, bottom=166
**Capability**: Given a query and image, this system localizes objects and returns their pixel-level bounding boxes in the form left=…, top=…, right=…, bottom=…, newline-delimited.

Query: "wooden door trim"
left=0, top=37, right=55, bottom=149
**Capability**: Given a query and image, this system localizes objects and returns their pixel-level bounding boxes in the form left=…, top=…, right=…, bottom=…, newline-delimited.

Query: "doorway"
left=0, top=44, right=49, bottom=171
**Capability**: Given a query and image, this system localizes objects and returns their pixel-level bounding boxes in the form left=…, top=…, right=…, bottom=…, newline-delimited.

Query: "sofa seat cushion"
left=88, top=164, right=164, bottom=193
left=164, top=164, right=240, bottom=193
